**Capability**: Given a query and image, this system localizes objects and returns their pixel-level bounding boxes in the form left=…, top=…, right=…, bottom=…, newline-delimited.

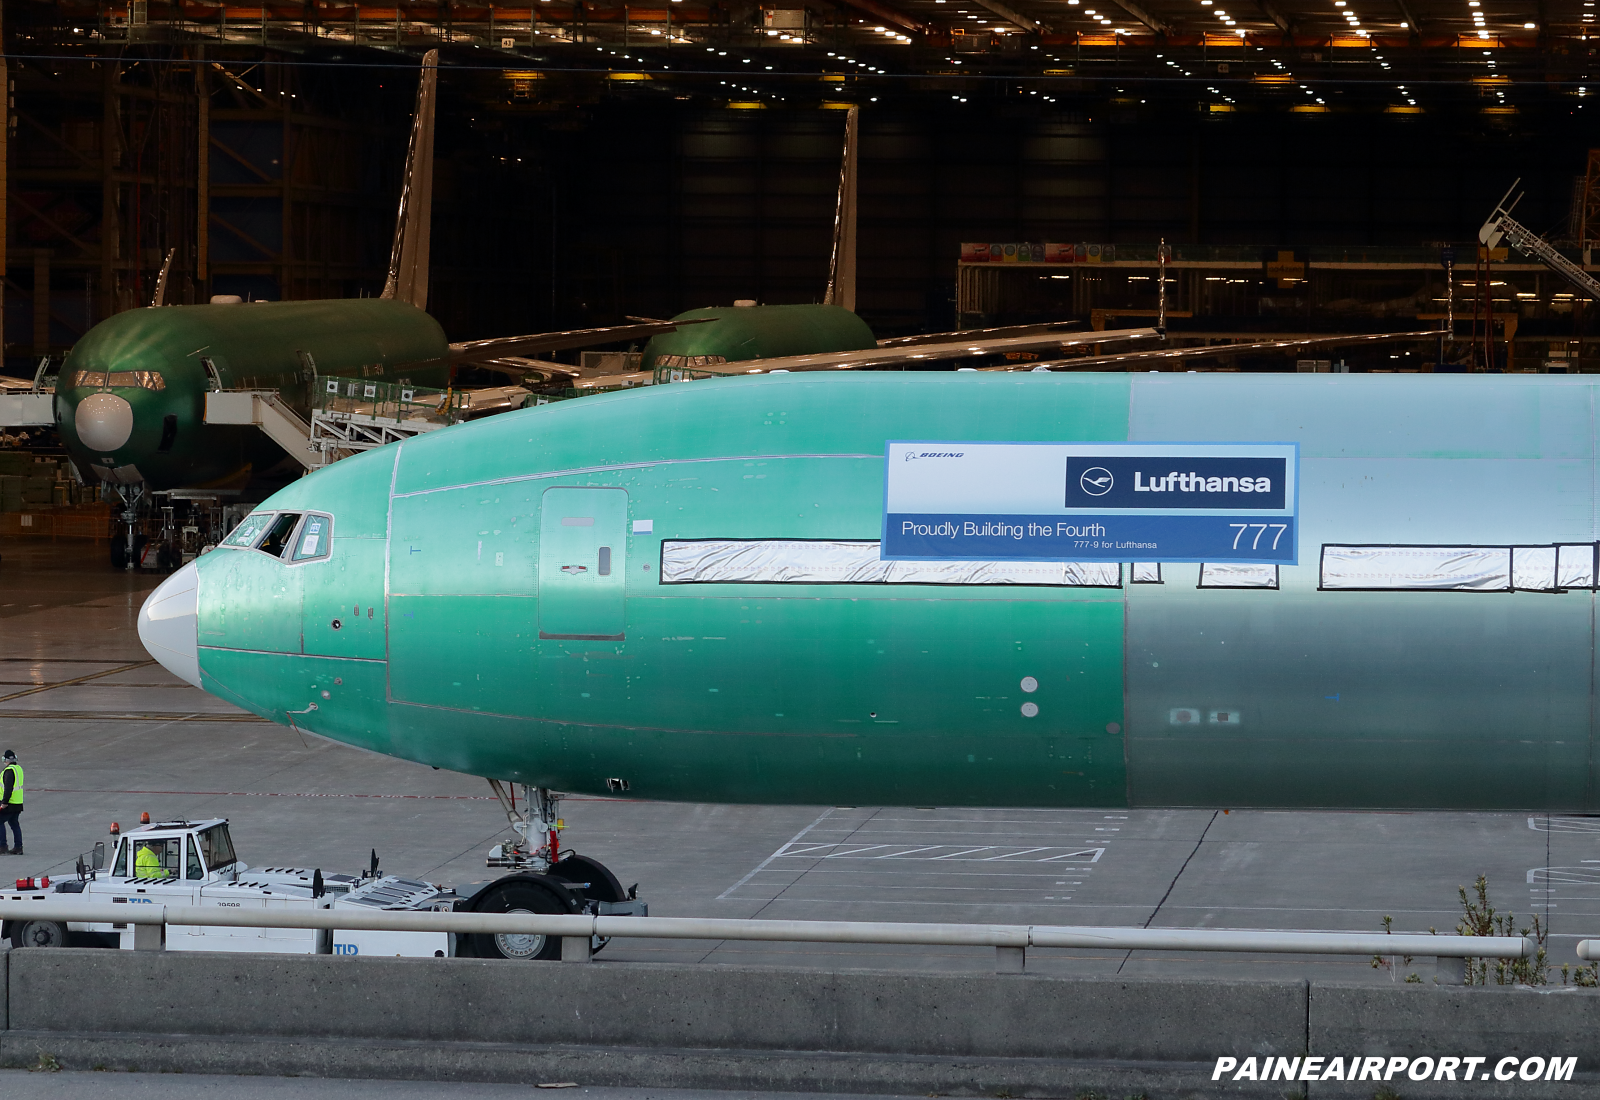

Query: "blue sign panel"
left=882, top=441, right=1299, bottom=564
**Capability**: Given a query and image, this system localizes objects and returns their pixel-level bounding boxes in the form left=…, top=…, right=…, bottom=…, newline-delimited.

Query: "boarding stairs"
left=204, top=390, right=333, bottom=471
left=206, top=377, right=470, bottom=471
left=0, top=357, right=60, bottom=428
left=1480, top=181, right=1600, bottom=301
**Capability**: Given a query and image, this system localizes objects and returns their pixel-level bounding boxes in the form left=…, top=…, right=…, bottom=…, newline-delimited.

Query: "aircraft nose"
left=76, top=392, right=135, bottom=452
left=138, top=561, right=202, bottom=689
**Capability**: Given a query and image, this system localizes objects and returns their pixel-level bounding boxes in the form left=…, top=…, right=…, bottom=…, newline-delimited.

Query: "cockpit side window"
left=291, top=513, right=334, bottom=562
left=257, top=513, right=304, bottom=559
left=221, top=513, right=274, bottom=549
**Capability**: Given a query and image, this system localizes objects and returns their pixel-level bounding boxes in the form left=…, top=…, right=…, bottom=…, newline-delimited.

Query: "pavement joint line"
left=35, top=787, right=500, bottom=800
left=0, top=711, right=268, bottom=721
left=0, top=659, right=156, bottom=703
left=0, top=658, right=148, bottom=663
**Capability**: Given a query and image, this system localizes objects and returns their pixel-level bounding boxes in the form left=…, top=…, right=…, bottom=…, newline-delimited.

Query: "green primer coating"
left=202, top=372, right=1132, bottom=807
left=58, top=299, right=448, bottom=489
left=640, top=304, right=877, bottom=371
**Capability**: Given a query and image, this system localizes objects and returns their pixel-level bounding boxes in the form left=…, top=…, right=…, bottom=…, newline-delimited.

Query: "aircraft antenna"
left=381, top=50, right=439, bottom=311
left=822, top=105, right=859, bottom=313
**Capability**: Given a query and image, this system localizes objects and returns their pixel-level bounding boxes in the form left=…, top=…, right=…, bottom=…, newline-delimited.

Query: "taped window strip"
left=1511, top=546, right=1559, bottom=593
left=1197, top=563, right=1279, bottom=589
left=659, top=539, right=1123, bottom=588
left=1131, top=562, right=1163, bottom=584
left=1319, top=544, right=1600, bottom=592
left=1557, top=543, right=1599, bottom=590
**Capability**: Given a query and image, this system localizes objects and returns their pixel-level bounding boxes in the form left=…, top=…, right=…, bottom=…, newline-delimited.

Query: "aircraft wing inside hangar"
left=985, top=329, right=1442, bottom=372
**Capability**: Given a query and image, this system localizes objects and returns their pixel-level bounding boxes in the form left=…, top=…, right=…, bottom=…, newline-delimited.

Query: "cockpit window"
left=257, top=513, right=303, bottom=558
left=109, top=370, right=166, bottom=390
left=70, top=370, right=165, bottom=391
left=221, top=513, right=273, bottom=549
left=291, top=513, right=333, bottom=562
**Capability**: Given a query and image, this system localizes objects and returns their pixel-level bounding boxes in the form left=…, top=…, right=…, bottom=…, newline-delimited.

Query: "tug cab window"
left=256, top=513, right=304, bottom=558
left=197, top=824, right=237, bottom=872
left=186, top=835, right=205, bottom=880
left=133, top=837, right=180, bottom=879
left=291, top=513, right=333, bottom=562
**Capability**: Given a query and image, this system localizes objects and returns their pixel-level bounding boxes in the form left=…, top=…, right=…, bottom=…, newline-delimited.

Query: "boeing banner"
left=882, top=441, right=1299, bottom=563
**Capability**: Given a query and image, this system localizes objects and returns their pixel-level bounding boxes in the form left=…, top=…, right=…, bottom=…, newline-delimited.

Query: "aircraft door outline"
left=539, top=487, right=627, bottom=641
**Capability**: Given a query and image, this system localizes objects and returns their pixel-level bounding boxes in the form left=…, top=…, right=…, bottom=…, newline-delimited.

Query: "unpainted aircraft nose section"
left=138, top=561, right=202, bottom=689
left=76, top=392, right=135, bottom=452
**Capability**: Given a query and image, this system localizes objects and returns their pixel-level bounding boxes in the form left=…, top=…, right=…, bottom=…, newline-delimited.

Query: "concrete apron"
left=0, top=950, right=1595, bottom=1099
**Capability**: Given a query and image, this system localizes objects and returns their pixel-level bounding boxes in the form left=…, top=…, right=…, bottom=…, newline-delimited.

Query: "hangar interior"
left=2, top=0, right=1598, bottom=377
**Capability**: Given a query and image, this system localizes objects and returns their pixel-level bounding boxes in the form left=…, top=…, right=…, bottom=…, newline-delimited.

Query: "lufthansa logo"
left=1079, top=467, right=1113, bottom=496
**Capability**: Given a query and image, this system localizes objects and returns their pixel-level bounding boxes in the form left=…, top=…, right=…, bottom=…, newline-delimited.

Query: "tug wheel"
left=11, top=919, right=68, bottom=949
left=466, top=879, right=568, bottom=961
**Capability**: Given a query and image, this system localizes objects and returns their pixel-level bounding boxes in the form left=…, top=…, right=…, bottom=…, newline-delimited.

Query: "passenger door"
left=539, top=487, right=627, bottom=641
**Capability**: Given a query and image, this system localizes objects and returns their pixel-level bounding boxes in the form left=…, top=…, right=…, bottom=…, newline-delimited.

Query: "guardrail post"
left=1434, top=956, right=1467, bottom=985
left=995, top=945, right=1025, bottom=974
left=561, top=935, right=592, bottom=963
left=133, top=920, right=165, bottom=951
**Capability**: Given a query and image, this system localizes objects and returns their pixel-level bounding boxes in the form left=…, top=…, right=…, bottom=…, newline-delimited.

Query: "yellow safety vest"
left=135, top=846, right=169, bottom=879
left=2, top=762, right=23, bottom=805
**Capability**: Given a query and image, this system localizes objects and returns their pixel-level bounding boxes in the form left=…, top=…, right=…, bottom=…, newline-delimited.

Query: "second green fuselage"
left=641, top=304, right=876, bottom=371
left=58, top=299, right=450, bottom=490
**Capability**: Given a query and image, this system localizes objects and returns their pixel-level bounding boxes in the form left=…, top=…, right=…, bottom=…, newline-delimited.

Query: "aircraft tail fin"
left=381, top=50, right=439, bottom=310
left=822, top=105, right=859, bottom=313
left=152, top=248, right=175, bottom=307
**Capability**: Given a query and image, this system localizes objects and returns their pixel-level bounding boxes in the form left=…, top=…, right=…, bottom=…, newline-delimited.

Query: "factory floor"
left=0, top=536, right=1590, bottom=989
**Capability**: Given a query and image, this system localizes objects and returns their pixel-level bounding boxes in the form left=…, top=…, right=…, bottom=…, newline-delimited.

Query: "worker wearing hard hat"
left=0, top=750, right=23, bottom=856
left=135, top=840, right=172, bottom=880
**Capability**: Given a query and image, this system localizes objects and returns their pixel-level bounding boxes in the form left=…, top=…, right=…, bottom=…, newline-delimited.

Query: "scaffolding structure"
left=3, top=27, right=387, bottom=366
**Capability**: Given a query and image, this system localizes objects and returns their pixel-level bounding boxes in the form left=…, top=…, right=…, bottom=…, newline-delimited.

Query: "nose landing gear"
left=109, top=481, right=147, bottom=571
left=454, top=781, right=645, bottom=961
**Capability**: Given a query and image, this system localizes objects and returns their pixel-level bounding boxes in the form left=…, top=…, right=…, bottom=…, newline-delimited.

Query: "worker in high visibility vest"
left=135, top=841, right=170, bottom=879
left=0, top=750, right=23, bottom=856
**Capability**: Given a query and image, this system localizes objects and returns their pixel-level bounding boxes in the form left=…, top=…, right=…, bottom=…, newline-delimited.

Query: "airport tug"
left=2, top=795, right=644, bottom=960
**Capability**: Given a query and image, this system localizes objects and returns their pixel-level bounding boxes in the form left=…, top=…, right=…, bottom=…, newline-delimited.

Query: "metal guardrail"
left=0, top=902, right=1534, bottom=972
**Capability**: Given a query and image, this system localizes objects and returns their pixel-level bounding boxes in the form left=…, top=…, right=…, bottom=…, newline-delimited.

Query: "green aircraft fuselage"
left=143, top=370, right=1600, bottom=812
left=641, top=304, right=876, bottom=371
left=57, top=299, right=450, bottom=490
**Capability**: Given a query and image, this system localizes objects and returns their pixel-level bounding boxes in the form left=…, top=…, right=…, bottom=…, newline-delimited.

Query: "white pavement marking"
left=716, top=807, right=835, bottom=900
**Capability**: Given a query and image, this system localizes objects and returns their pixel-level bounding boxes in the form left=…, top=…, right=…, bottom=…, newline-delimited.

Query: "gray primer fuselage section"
left=1125, top=373, right=1595, bottom=810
